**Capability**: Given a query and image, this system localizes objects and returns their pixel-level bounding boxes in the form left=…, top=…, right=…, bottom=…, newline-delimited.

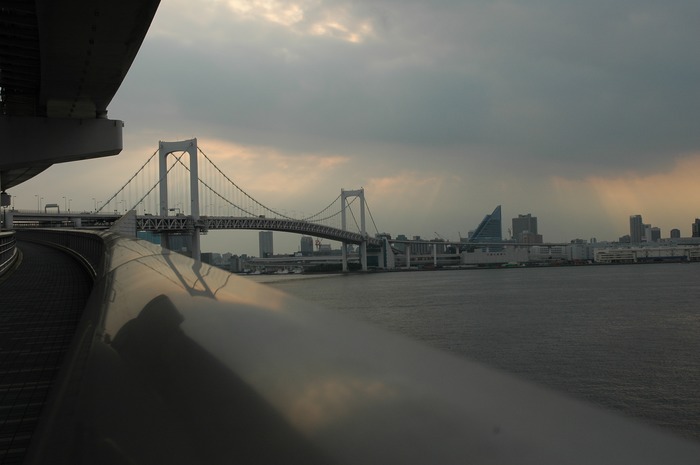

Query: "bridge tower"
left=341, top=188, right=367, bottom=272
left=159, top=139, right=201, bottom=263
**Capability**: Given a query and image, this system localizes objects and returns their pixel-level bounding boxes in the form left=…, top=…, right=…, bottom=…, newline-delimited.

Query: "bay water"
left=255, top=262, right=700, bottom=441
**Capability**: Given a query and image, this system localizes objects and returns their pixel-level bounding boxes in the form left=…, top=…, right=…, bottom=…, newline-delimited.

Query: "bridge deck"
left=0, top=241, right=92, bottom=464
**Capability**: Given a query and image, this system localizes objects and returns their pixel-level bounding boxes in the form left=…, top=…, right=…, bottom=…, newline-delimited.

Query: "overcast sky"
left=13, top=0, right=700, bottom=255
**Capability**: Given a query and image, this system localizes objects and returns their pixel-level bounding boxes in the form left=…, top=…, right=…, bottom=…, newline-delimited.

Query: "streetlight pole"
left=63, top=196, right=66, bottom=212
left=35, top=194, right=38, bottom=211
left=68, top=199, right=72, bottom=212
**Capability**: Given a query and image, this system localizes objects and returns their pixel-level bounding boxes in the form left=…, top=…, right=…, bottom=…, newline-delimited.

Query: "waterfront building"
left=169, top=234, right=193, bottom=256
left=650, top=227, right=661, bottom=242
left=393, top=234, right=408, bottom=253
left=512, top=214, right=542, bottom=243
left=259, top=231, right=273, bottom=258
left=410, top=236, right=431, bottom=255
left=229, top=255, right=243, bottom=273
left=460, top=246, right=529, bottom=266
left=629, top=215, right=644, bottom=244
left=136, top=230, right=161, bottom=245
left=519, top=231, right=543, bottom=244
left=469, top=205, right=502, bottom=243
left=300, top=236, right=314, bottom=256
left=595, top=245, right=700, bottom=264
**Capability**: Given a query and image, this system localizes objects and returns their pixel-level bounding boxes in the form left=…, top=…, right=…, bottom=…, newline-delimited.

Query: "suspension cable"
left=173, top=156, right=258, bottom=216
left=197, top=147, right=297, bottom=220
left=365, top=197, right=380, bottom=235
left=97, top=148, right=159, bottom=212
left=301, top=193, right=342, bottom=221
left=128, top=151, right=186, bottom=212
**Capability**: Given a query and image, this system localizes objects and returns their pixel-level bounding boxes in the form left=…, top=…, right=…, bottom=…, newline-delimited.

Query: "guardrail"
left=0, top=230, right=18, bottom=276
left=18, top=230, right=700, bottom=464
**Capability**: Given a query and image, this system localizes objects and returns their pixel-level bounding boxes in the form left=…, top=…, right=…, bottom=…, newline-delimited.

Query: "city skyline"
left=7, top=0, right=699, bottom=256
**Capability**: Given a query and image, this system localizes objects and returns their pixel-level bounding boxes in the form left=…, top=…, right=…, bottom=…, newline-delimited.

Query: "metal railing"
left=0, top=230, right=18, bottom=276
left=17, top=230, right=700, bottom=464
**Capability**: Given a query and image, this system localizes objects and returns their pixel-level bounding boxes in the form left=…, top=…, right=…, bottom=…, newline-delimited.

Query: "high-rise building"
left=512, top=213, right=537, bottom=236
left=629, top=215, right=644, bottom=243
left=670, top=228, right=681, bottom=239
left=259, top=231, right=273, bottom=258
left=469, top=205, right=502, bottom=243
left=650, top=227, right=661, bottom=242
left=300, top=236, right=314, bottom=256
left=692, top=219, right=700, bottom=238
left=512, top=213, right=542, bottom=243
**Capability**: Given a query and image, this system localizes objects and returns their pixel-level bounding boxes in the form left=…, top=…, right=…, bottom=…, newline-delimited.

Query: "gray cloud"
left=115, top=0, right=699, bottom=179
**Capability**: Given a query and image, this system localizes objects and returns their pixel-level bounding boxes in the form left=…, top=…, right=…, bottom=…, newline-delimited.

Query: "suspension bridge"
left=9, top=139, right=387, bottom=270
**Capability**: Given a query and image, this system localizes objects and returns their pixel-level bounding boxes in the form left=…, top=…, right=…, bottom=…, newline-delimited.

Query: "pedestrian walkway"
left=0, top=241, right=93, bottom=464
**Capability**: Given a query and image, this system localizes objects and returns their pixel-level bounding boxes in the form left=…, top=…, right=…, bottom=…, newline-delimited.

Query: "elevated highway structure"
left=0, top=0, right=160, bottom=190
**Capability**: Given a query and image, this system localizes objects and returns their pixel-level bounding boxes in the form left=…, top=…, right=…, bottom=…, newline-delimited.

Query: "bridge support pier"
left=159, top=139, right=201, bottom=264
left=342, top=242, right=348, bottom=272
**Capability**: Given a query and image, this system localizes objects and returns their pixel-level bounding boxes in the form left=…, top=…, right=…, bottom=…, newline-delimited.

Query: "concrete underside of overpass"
left=0, top=0, right=161, bottom=191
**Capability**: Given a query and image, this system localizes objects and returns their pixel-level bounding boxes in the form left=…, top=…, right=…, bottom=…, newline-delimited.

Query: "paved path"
left=0, top=241, right=93, bottom=464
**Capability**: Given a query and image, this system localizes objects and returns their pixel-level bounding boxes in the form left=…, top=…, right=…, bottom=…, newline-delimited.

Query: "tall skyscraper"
left=629, top=215, right=644, bottom=243
left=259, top=231, right=273, bottom=258
left=512, top=213, right=542, bottom=243
left=469, top=205, right=502, bottom=243
left=300, top=236, right=314, bottom=256
left=693, top=219, right=700, bottom=238
left=650, top=227, right=661, bottom=242
left=670, top=228, right=681, bottom=239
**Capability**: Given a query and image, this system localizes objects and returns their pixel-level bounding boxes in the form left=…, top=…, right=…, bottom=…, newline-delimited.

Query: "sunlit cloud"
left=551, top=153, right=700, bottom=236
left=226, top=0, right=305, bottom=27
left=223, top=0, right=375, bottom=43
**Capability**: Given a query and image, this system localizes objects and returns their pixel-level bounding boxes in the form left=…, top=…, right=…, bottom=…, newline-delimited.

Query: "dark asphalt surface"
left=0, top=241, right=92, bottom=464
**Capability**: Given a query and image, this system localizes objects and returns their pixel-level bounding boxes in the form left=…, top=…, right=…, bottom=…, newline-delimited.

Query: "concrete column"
left=342, top=242, right=348, bottom=272
left=360, top=240, right=367, bottom=271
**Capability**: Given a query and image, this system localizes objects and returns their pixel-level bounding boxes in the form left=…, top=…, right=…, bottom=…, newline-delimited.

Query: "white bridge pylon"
left=159, top=138, right=201, bottom=263
left=341, top=188, right=367, bottom=272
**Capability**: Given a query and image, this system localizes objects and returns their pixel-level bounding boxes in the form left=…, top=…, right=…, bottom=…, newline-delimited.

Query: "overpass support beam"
left=0, top=117, right=123, bottom=188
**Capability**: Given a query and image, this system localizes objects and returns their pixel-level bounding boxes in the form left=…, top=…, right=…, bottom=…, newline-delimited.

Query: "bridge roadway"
left=6, top=211, right=383, bottom=246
